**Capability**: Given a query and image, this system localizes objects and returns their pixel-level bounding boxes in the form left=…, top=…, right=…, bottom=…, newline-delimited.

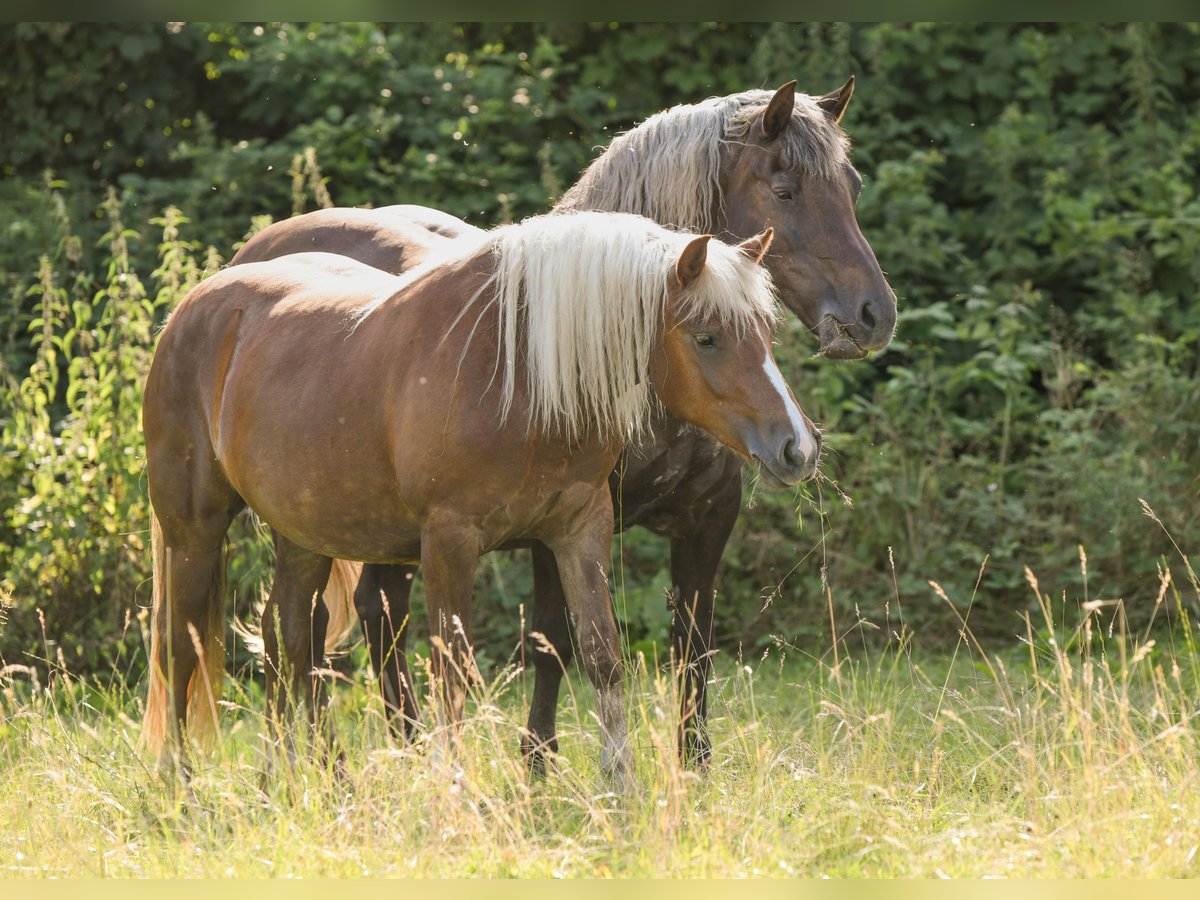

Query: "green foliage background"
left=1, top=22, right=1198, bottom=675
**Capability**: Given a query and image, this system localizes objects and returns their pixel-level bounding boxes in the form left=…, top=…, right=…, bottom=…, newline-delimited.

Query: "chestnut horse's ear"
left=816, top=75, right=855, bottom=123
left=762, top=80, right=797, bottom=141
left=674, top=234, right=712, bottom=289
left=738, top=227, right=774, bottom=265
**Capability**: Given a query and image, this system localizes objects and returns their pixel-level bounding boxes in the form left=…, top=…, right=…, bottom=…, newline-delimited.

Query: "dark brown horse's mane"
left=556, top=89, right=851, bottom=231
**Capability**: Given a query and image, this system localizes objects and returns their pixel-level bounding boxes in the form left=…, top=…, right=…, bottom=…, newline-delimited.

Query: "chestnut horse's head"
left=482, top=211, right=818, bottom=485
left=650, top=229, right=820, bottom=486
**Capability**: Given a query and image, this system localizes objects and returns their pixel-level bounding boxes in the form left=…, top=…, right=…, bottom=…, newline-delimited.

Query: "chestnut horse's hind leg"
left=355, top=563, right=420, bottom=741
left=155, top=540, right=231, bottom=771
left=260, top=534, right=336, bottom=771
left=670, top=479, right=741, bottom=769
left=147, top=469, right=243, bottom=775
left=419, top=522, right=481, bottom=740
left=547, top=507, right=633, bottom=793
left=522, top=542, right=574, bottom=776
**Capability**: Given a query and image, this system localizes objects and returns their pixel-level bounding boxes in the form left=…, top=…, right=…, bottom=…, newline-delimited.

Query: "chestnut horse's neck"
left=355, top=212, right=779, bottom=447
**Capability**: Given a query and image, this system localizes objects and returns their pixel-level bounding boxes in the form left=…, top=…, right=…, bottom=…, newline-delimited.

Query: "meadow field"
left=3, top=546, right=1199, bottom=878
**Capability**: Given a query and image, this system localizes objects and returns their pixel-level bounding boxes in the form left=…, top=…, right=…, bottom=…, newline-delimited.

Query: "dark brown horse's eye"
left=774, top=189, right=793, bottom=202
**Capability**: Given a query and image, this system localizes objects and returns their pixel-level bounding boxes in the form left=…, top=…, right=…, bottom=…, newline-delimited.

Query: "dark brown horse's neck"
left=709, top=149, right=745, bottom=241
left=612, top=409, right=740, bottom=537
left=550, top=154, right=728, bottom=235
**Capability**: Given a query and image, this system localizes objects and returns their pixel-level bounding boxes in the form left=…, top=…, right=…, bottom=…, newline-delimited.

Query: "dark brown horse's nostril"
left=860, top=299, right=877, bottom=331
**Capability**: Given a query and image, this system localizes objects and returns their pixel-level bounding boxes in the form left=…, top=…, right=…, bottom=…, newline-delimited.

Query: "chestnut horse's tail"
left=140, top=508, right=225, bottom=754
left=322, top=559, right=362, bottom=653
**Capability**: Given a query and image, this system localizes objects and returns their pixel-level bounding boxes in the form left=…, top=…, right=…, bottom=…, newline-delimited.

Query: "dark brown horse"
left=231, top=78, right=894, bottom=768
left=141, top=211, right=819, bottom=787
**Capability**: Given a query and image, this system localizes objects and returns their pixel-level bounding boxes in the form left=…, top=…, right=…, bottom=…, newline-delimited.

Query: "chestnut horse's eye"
left=694, top=332, right=717, bottom=348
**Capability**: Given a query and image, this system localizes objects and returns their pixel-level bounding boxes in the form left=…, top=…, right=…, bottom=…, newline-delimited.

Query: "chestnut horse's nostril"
left=782, top=433, right=818, bottom=466
left=859, top=299, right=877, bottom=331
left=775, top=429, right=820, bottom=482
left=781, top=437, right=797, bottom=468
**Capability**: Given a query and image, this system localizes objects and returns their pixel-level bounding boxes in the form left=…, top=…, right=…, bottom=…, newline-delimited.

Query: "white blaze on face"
left=762, top=349, right=818, bottom=462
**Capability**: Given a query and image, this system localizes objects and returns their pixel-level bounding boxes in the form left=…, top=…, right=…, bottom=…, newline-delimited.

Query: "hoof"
left=521, top=735, right=558, bottom=778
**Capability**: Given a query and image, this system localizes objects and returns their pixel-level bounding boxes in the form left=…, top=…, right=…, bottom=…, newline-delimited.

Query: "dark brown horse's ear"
left=674, top=234, right=712, bottom=288
left=762, top=80, right=797, bottom=141
left=738, top=227, right=774, bottom=265
left=816, top=75, right=855, bottom=123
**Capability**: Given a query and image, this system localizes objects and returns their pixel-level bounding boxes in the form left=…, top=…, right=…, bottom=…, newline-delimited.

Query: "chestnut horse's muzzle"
left=747, top=422, right=821, bottom=487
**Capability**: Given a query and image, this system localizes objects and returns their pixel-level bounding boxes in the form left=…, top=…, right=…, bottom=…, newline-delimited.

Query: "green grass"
left=3, top=569, right=1200, bottom=878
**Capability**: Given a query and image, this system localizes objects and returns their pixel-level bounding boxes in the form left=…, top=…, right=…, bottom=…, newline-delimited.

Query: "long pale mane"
left=555, top=89, right=850, bottom=230
left=476, top=210, right=779, bottom=444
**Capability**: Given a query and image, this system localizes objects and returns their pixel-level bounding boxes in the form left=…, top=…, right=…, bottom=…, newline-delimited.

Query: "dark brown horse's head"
left=650, top=230, right=821, bottom=486
left=718, top=78, right=897, bottom=360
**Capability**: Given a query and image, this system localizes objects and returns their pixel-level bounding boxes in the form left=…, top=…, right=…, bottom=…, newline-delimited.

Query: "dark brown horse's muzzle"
left=815, top=288, right=897, bottom=360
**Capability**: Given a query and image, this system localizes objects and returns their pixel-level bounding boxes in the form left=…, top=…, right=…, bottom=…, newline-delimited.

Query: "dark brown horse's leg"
left=547, top=505, right=632, bottom=792
left=355, top=563, right=420, bottom=740
left=670, top=478, right=741, bottom=769
left=261, top=535, right=335, bottom=770
left=420, top=524, right=480, bottom=738
left=522, top=542, right=574, bottom=775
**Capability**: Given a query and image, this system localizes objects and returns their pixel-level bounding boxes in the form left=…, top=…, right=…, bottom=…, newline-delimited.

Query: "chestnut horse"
left=141, top=211, right=819, bottom=787
left=231, top=78, right=893, bottom=768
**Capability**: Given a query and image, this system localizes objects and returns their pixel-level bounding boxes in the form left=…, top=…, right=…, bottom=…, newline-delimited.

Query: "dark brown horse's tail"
left=140, top=508, right=225, bottom=754
left=322, top=559, right=361, bottom=653
left=234, top=558, right=361, bottom=660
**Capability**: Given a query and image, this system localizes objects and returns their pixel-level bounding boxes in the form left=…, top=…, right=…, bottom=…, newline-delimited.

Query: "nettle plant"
left=0, top=195, right=227, bottom=671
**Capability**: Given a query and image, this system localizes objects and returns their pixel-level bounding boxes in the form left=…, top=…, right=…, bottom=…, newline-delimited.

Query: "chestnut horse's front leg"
left=419, top=520, right=481, bottom=739
left=546, top=497, right=633, bottom=793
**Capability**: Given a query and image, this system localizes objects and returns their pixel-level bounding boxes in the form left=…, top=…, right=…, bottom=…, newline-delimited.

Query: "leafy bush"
left=1, top=23, right=1198, bottom=674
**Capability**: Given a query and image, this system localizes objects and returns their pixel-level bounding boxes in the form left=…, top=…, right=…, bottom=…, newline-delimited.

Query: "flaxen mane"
left=479, top=210, right=779, bottom=443
left=555, top=90, right=850, bottom=231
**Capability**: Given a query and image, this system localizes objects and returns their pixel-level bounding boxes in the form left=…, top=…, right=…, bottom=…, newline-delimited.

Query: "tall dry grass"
left=2, top=521, right=1198, bottom=877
